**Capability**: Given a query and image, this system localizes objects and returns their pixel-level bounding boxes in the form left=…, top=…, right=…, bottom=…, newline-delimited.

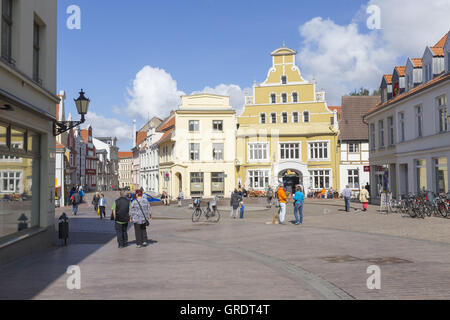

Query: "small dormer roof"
left=433, top=31, right=449, bottom=48
left=383, top=74, right=393, bottom=84
left=394, top=66, right=406, bottom=77
left=430, top=47, right=445, bottom=57
left=410, top=58, right=423, bottom=68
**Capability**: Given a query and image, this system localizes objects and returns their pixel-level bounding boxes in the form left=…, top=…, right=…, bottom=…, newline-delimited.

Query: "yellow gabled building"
left=236, top=45, right=340, bottom=195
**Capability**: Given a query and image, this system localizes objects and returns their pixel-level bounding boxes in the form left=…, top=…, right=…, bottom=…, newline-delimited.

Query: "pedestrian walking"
left=276, top=183, right=287, bottom=224
left=130, top=189, right=152, bottom=248
left=70, top=191, right=81, bottom=215
left=293, top=186, right=305, bottom=225
left=99, top=193, right=107, bottom=219
left=359, top=186, right=370, bottom=212
left=266, top=186, right=273, bottom=208
left=178, top=190, right=184, bottom=207
left=112, top=191, right=131, bottom=248
left=342, top=185, right=352, bottom=212
left=92, top=192, right=100, bottom=214
left=230, top=188, right=242, bottom=219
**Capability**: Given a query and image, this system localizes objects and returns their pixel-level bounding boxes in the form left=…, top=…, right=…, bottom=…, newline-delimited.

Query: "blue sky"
left=57, top=0, right=450, bottom=150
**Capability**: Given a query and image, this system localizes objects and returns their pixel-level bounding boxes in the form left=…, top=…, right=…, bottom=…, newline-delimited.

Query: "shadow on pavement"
left=0, top=217, right=121, bottom=300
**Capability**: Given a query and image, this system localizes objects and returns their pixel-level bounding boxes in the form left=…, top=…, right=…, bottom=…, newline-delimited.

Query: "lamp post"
left=54, top=89, right=90, bottom=136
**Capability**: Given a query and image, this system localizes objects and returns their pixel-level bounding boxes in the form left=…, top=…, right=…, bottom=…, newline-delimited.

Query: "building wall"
left=0, top=0, right=58, bottom=266
left=367, top=78, right=450, bottom=199
left=236, top=46, right=339, bottom=193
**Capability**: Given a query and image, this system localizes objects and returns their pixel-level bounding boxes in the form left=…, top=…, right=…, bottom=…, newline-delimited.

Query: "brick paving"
left=0, top=193, right=449, bottom=299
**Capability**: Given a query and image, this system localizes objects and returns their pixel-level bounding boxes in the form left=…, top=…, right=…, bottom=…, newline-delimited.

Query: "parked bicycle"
left=192, top=196, right=221, bottom=223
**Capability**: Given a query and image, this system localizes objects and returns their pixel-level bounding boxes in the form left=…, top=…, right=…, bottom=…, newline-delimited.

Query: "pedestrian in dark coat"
left=229, top=189, right=242, bottom=219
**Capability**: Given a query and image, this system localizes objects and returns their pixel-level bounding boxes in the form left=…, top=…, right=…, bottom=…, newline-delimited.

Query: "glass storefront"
left=211, top=172, right=224, bottom=195
left=190, top=172, right=204, bottom=196
left=0, top=121, right=40, bottom=240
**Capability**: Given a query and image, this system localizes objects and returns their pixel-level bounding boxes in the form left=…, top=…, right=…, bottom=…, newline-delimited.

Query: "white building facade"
left=365, top=32, right=450, bottom=200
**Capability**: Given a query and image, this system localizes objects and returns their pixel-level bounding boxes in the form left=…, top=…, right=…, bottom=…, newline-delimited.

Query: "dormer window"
left=281, top=76, right=287, bottom=84
left=270, top=94, right=276, bottom=104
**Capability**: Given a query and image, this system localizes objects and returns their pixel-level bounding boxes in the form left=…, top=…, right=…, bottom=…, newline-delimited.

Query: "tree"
left=349, top=87, right=380, bottom=96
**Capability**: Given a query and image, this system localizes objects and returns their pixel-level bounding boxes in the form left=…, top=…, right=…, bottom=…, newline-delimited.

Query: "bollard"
left=58, top=212, right=69, bottom=246
left=18, top=213, right=29, bottom=231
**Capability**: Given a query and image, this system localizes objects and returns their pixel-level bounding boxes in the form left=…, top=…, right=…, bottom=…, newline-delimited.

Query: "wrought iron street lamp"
left=53, top=89, right=90, bottom=136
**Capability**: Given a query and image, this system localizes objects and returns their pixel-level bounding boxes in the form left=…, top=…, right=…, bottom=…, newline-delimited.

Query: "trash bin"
left=58, top=213, right=69, bottom=246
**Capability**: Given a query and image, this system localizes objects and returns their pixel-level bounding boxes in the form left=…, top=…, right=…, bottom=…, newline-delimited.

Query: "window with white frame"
left=416, top=105, right=423, bottom=138
left=292, top=112, right=299, bottom=123
left=281, top=76, right=287, bottom=84
left=260, top=113, right=266, bottom=124
left=309, top=141, right=329, bottom=160
left=1, top=171, right=21, bottom=193
left=248, top=170, right=269, bottom=189
left=437, top=95, right=448, bottom=133
left=348, top=143, right=360, bottom=153
left=387, top=116, right=394, bottom=146
left=189, top=120, right=199, bottom=132
left=270, top=94, right=276, bottom=104
left=282, top=112, right=288, bottom=123
left=348, top=169, right=359, bottom=189
left=280, top=143, right=300, bottom=160
left=271, top=113, right=277, bottom=124
left=281, top=93, right=287, bottom=103
left=212, top=120, right=223, bottom=131
left=189, top=143, right=199, bottom=161
left=303, top=111, right=310, bottom=123
left=212, top=143, right=223, bottom=160
left=378, top=120, right=385, bottom=148
left=398, top=112, right=405, bottom=142
left=309, top=170, right=331, bottom=189
left=292, top=92, right=298, bottom=103
left=370, top=123, right=376, bottom=150
left=248, top=143, right=268, bottom=161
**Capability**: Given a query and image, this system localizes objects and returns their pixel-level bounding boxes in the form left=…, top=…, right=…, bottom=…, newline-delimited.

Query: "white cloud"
left=124, top=66, right=185, bottom=119
left=297, top=0, right=450, bottom=105
left=84, top=112, right=133, bottom=143
left=192, top=84, right=251, bottom=114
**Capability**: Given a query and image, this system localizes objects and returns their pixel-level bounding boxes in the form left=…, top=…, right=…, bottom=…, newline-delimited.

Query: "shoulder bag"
left=136, top=199, right=150, bottom=227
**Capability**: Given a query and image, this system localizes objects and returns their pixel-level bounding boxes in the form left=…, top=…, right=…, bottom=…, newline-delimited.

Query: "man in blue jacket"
left=293, top=186, right=305, bottom=225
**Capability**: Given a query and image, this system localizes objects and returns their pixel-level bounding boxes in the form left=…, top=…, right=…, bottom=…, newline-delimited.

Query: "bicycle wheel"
left=438, top=204, right=448, bottom=218
left=209, top=209, right=220, bottom=223
left=425, top=203, right=433, bottom=217
left=192, top=208, right=202, bottom=222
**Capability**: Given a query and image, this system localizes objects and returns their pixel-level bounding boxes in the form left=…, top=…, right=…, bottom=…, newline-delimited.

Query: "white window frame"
left=292, top=111, right=299, bottom=123
left=270, top=113, right=277, bottom=124
left=281, top=92, right=287, bottom=104
left=189, top=143, right=200, bottom=161
left=281, top=111, right=288, bottom=124
left=281, top=76, right=287, bottom=85
left=416, top=105, right=423, bottom=138
left=348, top=142, right=360, bottom=153
left=247, top=169, right=270, bottom=190
left=378, top=120, right=385, bottom=148
left=0, top=170, right=22, bottom=193
left=247, top=142, right=270, bottom=163
left=398, top=112, right=405, bottom=142
left=370, top=123, right=376, bottom=151
left=303, top=111, right=310, bottom=123
left=279, top=142, right=301, bottom=160
left=309, top=169, right=332, bottom=190
left=292, top=92, right=298, bottom=103
left=212, top=143, right=224, bottom=161
left=260, top=113, right=266, bottom=124
left=436, top=95, right=448, bottom=133
left=189, top=120, right=200, bottom=132
left=348, top=169, right=360, bottom=189
left=270, top=93, right=276, bottom=104
left=387, top=116, right=395, bottom=146
left=307, top=140, right=330, bottom=161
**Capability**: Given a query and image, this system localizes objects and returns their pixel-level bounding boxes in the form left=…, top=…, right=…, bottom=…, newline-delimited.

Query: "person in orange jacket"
left=276, top=183, right=287, bottom=224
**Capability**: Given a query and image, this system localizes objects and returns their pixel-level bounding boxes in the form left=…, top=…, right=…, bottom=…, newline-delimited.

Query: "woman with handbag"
left=130, top=189, right=152, bottom=248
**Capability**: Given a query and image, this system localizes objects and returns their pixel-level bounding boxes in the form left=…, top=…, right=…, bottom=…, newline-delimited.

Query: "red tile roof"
left=411, top=58, right=422, bottom=68
left=155, top=128, right=174, bottom=146
left=157, top=114, right=175, bottom=132
left=136, top=131, right=147, bottom=146
left=339, top=96, right=380, bottom=140
left=118, top=151, right=133, bottom=158
left=395, top=66, right=406, bottom=77
left=434, top=31, right=449, bottom=48
left=328, top=106, right=341, bottom=114
left=383, top=74, right=392, bottom=84
left=366, top=72, right=450, bottom=116
left=430, top=46, right=444, bottom=57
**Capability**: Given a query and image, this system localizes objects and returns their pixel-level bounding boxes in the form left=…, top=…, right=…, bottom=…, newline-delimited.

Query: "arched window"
left=292, top=92, right=298, bottom=103
left=281, top=93, right=287, bottom=103
left=282, top=112, right=288, bottom=123
left=270, top=94, right=276, bottom=104
left=260, top=113, right=266, bottom=124
left=281, top=76, right=287, bottom=84
left=271, top=113, right=277, bottom=124
left=303, top=111, right=310, bottom=123
left=292, top=112, right=299, bottom=123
